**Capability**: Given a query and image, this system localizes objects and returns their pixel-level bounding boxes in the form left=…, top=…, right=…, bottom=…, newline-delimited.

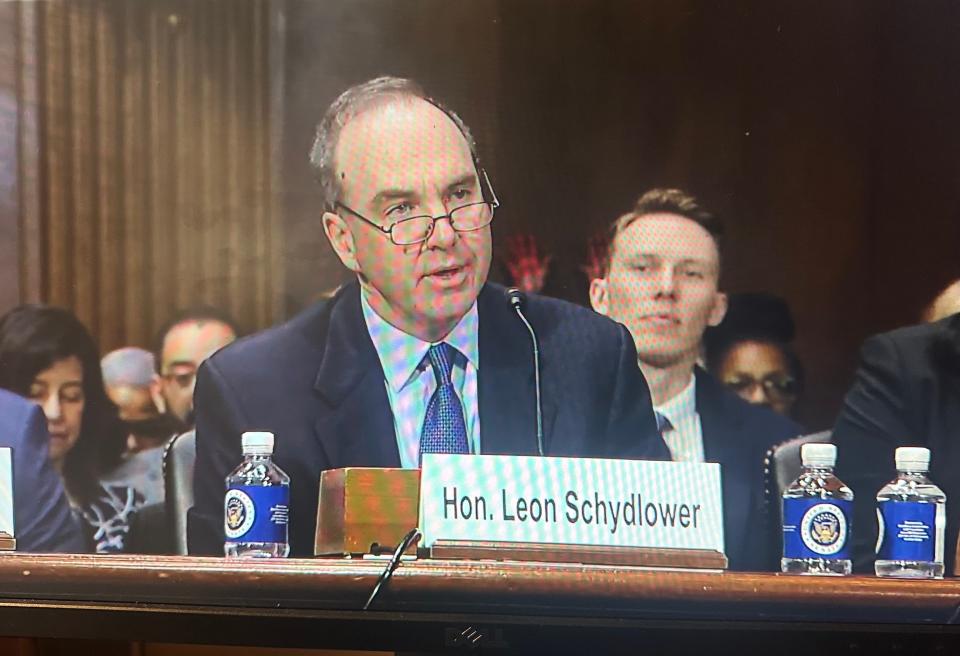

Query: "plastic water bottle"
left=781, top=443, right=853, bottom=575
left=875, top=447, right=945, bottom=579
left=224, top=431, right=290, bottom=558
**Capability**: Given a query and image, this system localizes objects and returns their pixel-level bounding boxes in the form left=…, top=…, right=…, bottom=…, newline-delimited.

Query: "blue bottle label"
left=877, top=502, right=936, bottom=562
left=224, top=485, right=289, bottom=543
left=782, top=498, right=852, bottom=560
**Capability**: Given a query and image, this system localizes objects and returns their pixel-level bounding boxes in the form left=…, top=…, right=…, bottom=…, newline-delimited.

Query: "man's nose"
left=654, top=267, right=677, bottom=297
left=745, top=384, right=767, bottom=405
left=424, top=210, right=457, bottom=249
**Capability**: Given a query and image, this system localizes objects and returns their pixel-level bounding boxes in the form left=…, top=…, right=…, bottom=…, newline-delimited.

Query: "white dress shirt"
left=360, top=293, right=481, bottom=469
left=654, top=374, right=705, bottom=463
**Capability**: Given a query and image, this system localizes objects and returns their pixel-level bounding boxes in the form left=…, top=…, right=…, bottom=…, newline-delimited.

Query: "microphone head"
left=505, top=287, right=526, bottom=308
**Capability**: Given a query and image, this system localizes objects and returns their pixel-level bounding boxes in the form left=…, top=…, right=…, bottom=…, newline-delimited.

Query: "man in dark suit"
left=188, top=77, right=668, bottom=557
left=833, top=313, right=960, bottom=573
left=589, top=189, right=801, bottom=571
left=0, top=389, right=85, bottom=552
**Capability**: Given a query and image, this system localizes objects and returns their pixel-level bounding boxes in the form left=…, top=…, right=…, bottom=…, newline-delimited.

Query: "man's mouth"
left=641, top=313, right=680, bottom=325
left=425, top=265, right=466, bottom=279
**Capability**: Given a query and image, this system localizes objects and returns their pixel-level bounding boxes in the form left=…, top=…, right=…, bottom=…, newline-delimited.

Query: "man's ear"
left=150, top=375, right=166, bottom=414
left=708, top=291, right=728, bottom=327
left=323, top=211, right=360, bottom=273
left=589, top=278, right=609, bottom=315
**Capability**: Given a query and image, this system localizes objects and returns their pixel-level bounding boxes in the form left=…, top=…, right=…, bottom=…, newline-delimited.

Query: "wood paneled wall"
left=11, top=0, right=281, bottom=351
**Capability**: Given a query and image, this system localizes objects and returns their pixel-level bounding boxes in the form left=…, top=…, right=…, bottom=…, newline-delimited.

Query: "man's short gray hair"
left=308, top=76, right=480, bottom=210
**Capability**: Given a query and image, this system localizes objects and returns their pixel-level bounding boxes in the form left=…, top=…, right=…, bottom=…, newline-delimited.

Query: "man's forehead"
left=613, top=212, right=719, bottom=263
left=334, top=97, right=474, bottom=201
left=162, top=320, right=236, bottom=365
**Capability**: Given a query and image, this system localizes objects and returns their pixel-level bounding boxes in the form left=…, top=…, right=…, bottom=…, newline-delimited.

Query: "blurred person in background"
left=0, top=388, right=85, bottom=552
left=153, top=308, right=238, bottom=429
left=0, top=306, right=142, bottom=553
left=923, top=278, right=960, bottom=323
left=704, top=293, right=805, bottom=421
left=102, top=347, right=185, bottom=454
left=102, top=347, right=158, bottom=425
left=102, top=347, right=187, bottom=513
left=833, top=312, right=960, bottom=572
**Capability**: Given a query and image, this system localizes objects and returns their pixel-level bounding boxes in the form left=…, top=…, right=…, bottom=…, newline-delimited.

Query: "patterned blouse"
left=73, top=448, right=164, bottom=553
left=75, top=483, right=145, bottom=553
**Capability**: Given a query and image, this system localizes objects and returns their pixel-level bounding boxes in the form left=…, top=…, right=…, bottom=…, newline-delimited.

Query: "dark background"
left=4, top=0, right=960, bottom=429
left=279, top=0, right=960, bottom=429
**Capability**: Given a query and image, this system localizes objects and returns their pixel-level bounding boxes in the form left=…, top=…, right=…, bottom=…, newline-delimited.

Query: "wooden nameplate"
left=430, top=540, right=727, bottom=570
left=314, top=468, right=420, bottom=556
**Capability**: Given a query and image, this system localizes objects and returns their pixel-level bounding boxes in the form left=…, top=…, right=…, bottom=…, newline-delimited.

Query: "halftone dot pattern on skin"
left=335, top=96, right=491, bottom=343
left=162, top=321, right=236, bottom=371
left=601, top=213, right=723, bottom=368
left=719, top=340, right=795, bottom=415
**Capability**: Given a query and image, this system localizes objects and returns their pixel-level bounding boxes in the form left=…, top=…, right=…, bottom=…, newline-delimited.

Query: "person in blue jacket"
left=0, top=388, right=85, bottom=552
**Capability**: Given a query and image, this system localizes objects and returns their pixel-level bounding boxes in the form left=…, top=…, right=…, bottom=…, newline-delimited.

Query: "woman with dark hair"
left=0, top=305, right=142, bottom=553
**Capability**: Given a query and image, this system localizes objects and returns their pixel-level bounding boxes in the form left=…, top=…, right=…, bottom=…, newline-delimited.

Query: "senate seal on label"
left=224, top=489, right=256, bottom=539
left=800, top=503, right=847, bottom=555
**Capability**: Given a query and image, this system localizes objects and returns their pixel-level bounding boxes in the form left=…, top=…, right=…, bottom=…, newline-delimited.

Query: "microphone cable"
left=506, top=288, right=544, bottom=457
left=362, top=527, right=422, bottom=611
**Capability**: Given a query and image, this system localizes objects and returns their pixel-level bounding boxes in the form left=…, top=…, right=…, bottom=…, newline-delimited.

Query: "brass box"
left=314, top=467, right=420, bottom=556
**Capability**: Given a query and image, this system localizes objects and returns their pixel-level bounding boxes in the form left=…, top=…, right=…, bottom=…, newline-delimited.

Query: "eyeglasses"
left=334, top=170, right=500, bottom=246
left=723, top=375, right=799, bottom=402
left=162, top=370, right=196, bottom=389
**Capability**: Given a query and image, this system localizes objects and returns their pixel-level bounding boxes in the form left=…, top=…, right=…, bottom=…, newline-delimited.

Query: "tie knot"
left=655, top=411, right=673, bottom=434
left=427, top=342, right=456, bottom=386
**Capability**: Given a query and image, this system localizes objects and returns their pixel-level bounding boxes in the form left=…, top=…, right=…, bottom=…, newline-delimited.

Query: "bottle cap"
left=800, top=442, right=836, bottom=468
left=895, top=446, right=930, bottom=472
left=241, top=431, right=275, bottom=455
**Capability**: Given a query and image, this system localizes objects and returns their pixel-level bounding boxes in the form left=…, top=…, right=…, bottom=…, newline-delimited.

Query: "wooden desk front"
left=0, top=555, right=957, bottom=653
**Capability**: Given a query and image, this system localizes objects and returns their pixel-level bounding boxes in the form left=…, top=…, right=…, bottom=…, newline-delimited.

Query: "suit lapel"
left=698, top=370, right=744, bottom=464
left=310, top=281, right=555, bottom=465
left=311, top=282, right=401, bottom=469
left=695, top=370, right=753, bottom=563
left=477, top=284, right=547, bottom=456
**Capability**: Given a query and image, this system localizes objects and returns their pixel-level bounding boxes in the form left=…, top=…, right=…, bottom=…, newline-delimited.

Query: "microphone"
left=505, top=287, right=544, bottom=457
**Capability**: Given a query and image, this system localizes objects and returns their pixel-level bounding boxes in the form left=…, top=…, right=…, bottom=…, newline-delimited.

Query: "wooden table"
left=0, top=554, right=958, bottom=653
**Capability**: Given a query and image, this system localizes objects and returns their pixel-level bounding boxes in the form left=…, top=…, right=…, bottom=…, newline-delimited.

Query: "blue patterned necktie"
left=419, top=342, right=469, bottom=463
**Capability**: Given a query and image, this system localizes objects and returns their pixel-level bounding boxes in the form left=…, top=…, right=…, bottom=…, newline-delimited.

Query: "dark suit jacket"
left=189, top=280, right=669, bottom=556
left=833, top=313, right=960, bottom=573
left=0, top=389, right=85, bottom=552
left=694, top=369, right=802, bottom=571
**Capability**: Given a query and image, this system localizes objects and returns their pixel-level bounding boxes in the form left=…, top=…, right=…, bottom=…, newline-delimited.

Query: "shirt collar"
left=653, top=374, right=697, bottom=428
left=360, top=292, right=480, bottom=393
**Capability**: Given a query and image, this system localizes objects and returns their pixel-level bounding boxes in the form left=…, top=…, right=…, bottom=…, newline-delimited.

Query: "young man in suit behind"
left=590, top=188, right=802, bottom=571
